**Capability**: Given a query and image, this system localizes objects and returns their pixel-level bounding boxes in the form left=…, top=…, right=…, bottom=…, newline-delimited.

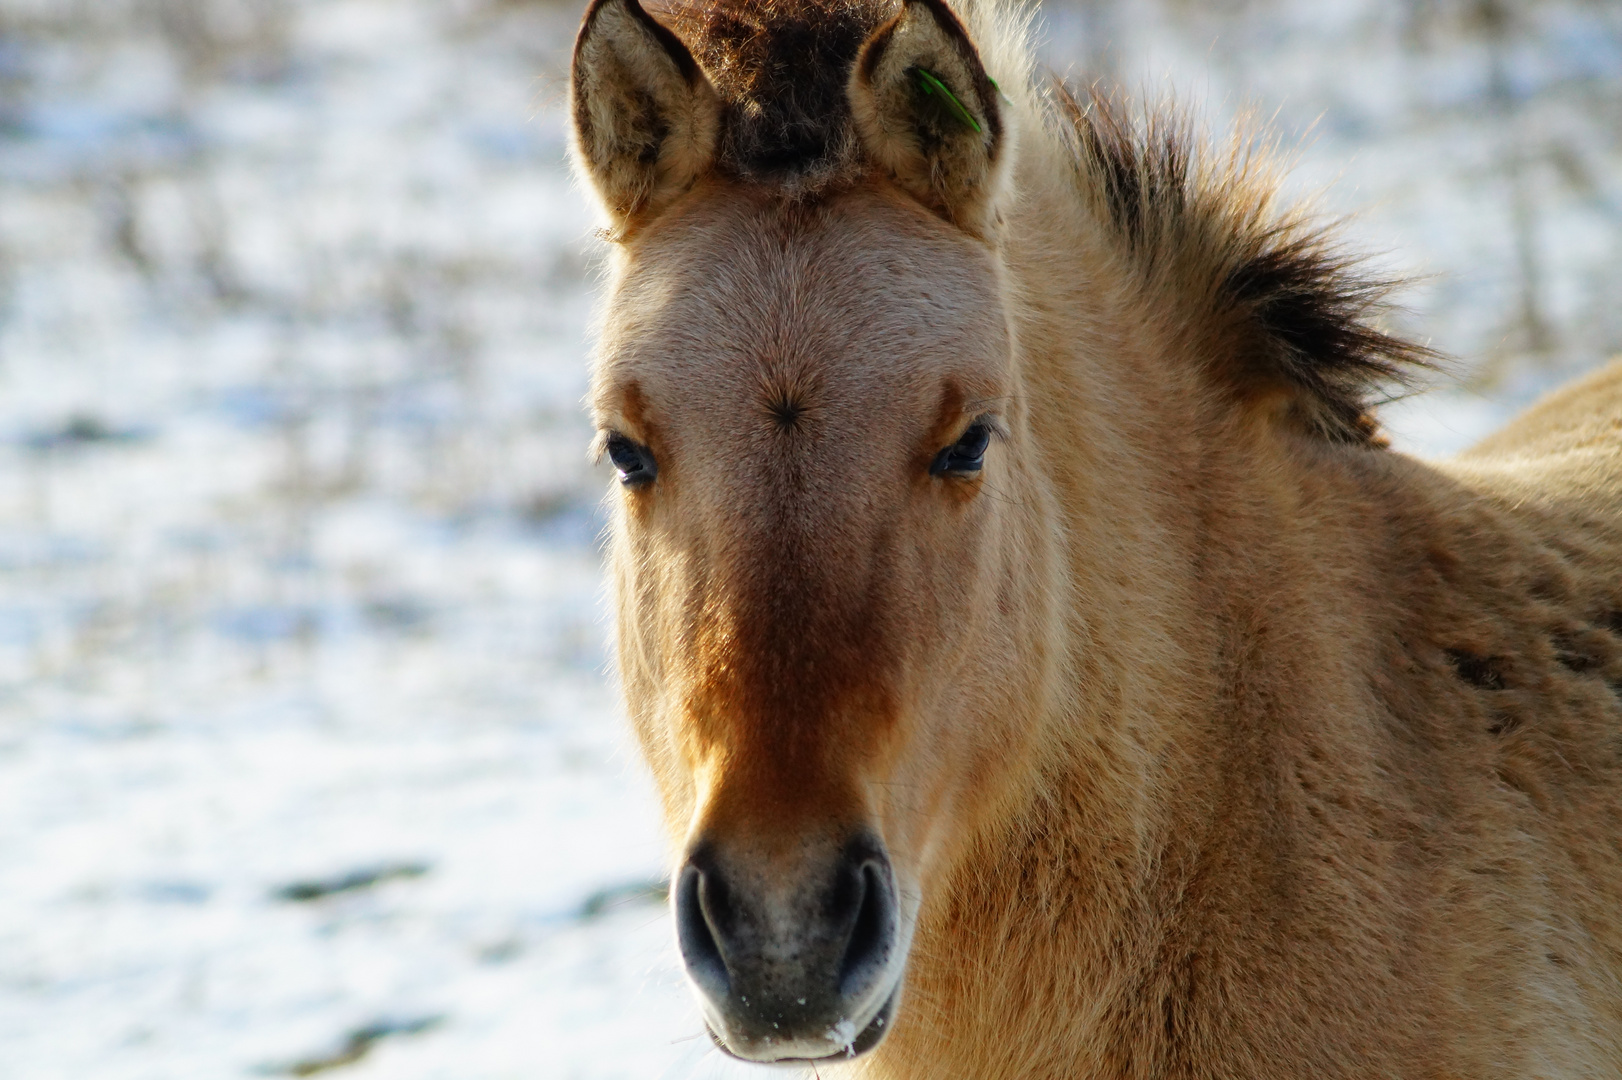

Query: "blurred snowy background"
left=0, top=0, right=1615, bottom=1077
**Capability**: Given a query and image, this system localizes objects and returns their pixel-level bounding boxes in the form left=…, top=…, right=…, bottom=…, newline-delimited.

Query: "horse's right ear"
left=571, top=0, right=719, bottom=230
left=849, top=0, right=1006, bottom=234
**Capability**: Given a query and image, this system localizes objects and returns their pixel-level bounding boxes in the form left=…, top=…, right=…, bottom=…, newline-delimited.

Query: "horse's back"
left=1433, top=358, right=1622, bottom=551
left=1460, top=357, right=1622, bottom=488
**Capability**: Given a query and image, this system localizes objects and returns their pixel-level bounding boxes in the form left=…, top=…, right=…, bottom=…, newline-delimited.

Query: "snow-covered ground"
left=0, top=1, right=1615, bottom=1078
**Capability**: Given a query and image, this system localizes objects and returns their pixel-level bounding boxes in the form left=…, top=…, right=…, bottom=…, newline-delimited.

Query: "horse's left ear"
left=850, top=0, right=1006, bottom=234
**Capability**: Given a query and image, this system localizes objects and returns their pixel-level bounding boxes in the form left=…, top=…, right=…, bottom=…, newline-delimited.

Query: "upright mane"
left=1053, top=85, right=1438, bottom=443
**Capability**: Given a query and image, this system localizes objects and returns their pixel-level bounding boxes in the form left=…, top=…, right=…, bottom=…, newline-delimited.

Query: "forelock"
left=655, top=0, right=895, bottom=193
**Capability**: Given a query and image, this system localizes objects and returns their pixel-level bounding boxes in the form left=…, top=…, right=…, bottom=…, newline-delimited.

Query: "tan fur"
left=572, top=0, right=1622, bottom=1074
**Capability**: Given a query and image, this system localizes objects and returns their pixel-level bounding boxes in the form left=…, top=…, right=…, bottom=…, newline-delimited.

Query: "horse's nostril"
left=676, top=863, right=731, bottom=999
left=839, top=861, right=895, bottom=996
left=674, top=837, right=900, bottom=1052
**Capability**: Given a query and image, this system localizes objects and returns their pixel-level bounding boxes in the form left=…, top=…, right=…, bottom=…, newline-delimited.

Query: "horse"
left=568, top=0, right=1622, bottom=1073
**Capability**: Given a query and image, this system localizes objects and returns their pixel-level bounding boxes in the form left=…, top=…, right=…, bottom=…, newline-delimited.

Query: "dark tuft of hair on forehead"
left=1054, top=82, right=1440, bottom=445
left=655, top=0, right=893, bottom=188
left=768, top=393, right=806, bottom=430
left=761, top=371, right=814, bottom=430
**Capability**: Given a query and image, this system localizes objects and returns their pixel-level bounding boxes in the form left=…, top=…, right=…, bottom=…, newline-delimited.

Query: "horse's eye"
left=606, top=433, right=657, bottom=487
left=930, top=420, right=993, bottom=478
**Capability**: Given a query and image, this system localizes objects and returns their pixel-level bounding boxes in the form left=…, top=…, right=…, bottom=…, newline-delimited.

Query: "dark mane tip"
left=1055, top=82, right=1440, bottom=445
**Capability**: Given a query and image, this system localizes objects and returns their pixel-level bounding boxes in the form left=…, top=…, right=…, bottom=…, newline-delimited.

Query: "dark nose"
left=674, top=834, right=899, bottom=1060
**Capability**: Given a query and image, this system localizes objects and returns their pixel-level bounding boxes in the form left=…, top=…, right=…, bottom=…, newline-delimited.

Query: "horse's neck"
left=894, top=152, right=1437, bottom=1076
left=1007, top=135, right=1247, bottom=844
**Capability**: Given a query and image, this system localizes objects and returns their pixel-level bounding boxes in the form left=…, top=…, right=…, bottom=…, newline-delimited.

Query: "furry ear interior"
left=571, top=0, right=719, bottom=230
left=849, top=0, right=1005, bottom=233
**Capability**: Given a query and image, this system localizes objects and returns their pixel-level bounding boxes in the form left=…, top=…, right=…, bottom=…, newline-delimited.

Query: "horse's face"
left=593, top=178, right=1040, bottom=1061
left=573, top=0, right=1034, bottom=1061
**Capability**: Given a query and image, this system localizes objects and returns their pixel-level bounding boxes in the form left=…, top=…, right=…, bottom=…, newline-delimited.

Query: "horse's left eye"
left=606, top=433, right=657, bottom=487
left=930, top=420, right=993, bottom=478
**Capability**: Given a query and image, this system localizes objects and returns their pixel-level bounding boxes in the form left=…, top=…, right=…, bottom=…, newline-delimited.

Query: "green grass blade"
left=914, top=68, right=982, bottom=134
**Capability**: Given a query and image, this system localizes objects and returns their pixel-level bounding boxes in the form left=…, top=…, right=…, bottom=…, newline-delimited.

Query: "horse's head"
left=572, top=0, right=1054, bottom=1061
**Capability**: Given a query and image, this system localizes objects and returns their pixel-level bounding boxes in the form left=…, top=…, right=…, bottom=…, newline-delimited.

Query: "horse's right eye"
left=606, top=433, right=657, bottom=487
left=930, top=419, right=994, bottom=478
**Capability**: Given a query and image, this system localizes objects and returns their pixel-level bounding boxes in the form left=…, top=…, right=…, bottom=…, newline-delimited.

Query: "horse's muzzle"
left=674, top=832, right=902, bottom=1062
